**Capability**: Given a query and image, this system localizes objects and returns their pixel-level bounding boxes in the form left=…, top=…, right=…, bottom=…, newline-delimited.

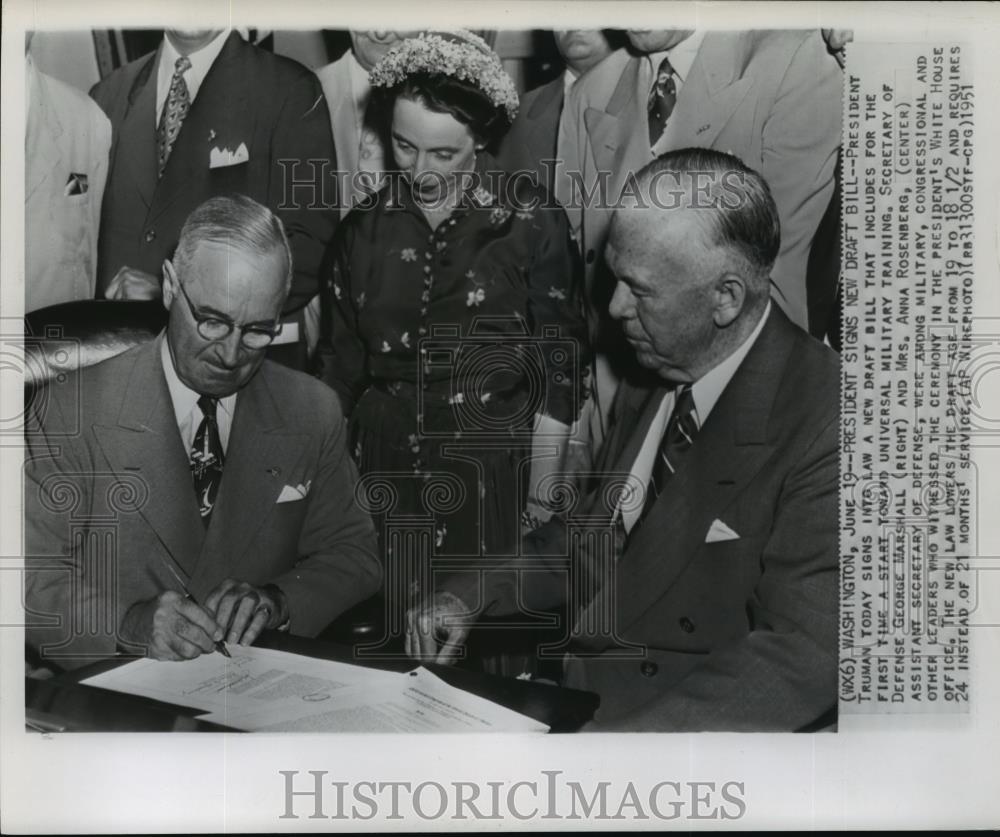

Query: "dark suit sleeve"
left=600, top=413, right=840, bottom=732
left=269, top=71, right=339, bottom=314
left=315, top=221, right=369, bottom=414
left=268, top=384, right=381, bottom=635
left=761, top=31, right=842, bottom=329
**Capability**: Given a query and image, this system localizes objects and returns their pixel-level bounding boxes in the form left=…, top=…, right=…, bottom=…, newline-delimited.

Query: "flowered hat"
left=368, top=30, right=519, bottom=122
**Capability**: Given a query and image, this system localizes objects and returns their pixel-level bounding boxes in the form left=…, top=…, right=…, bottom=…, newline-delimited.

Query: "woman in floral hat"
left=317, top=30, right=589, bottom=675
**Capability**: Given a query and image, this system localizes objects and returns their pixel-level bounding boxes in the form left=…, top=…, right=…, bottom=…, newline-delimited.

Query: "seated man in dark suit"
left=407, top=149, right=840, bottom=732
left=90, top=29, right=337, bottom=365
left=25, top=195, right=380, bottom=669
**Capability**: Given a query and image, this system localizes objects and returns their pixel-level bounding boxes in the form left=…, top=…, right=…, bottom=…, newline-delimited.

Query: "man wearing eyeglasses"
left=24, top=195, right=381, bottom=670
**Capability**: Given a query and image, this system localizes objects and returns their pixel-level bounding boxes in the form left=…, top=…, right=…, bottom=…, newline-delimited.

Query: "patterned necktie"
left=647, top=54, right=677, bottom=148
left=157, top=55, right=192, bottom=178
left=636, top=384, right=698, bottom=529
left=190, top=395, right=225, bottom=523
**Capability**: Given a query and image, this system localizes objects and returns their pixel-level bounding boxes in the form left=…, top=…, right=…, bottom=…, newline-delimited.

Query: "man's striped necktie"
left=635, top=384, right=698, bottom=530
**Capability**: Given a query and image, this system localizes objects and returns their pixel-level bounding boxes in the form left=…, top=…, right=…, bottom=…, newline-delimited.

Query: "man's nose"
left=217, top=330, right=243, bottom=366
left=608, top=281, right=632, bottom=320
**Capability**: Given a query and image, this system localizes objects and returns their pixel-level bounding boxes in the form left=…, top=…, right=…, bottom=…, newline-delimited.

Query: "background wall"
left=28, top=31, right=103, bottom=90
left=28, top=29, right=559, bottom=96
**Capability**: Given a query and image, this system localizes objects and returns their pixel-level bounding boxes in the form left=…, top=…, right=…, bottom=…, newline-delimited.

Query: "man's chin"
left=197, top=365, right=251, bottom=397
left=631, top=350, right=680, bottom=382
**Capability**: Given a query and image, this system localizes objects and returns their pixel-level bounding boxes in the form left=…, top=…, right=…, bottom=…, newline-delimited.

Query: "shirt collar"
left=646, top=29, right=706, bottom=86
left=690, top=301, right=770, bottom=426
left=160, top=332, right=236, bottom=428
left=159, top=29, right=230, bottom=106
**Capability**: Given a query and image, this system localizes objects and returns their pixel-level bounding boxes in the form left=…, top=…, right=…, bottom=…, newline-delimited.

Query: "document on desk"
left=202, top=667, right=549, bottom=733
left=80, top=645, right=403, bottom=715
left=80, top=648, right=549, bottom=733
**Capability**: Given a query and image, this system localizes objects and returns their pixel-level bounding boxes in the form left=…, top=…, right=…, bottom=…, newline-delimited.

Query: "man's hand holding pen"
left=120, top=590, right=225, bottom=661
left=205, top=579, right=288, bottom=647
left=120, top=580, right=288, bottom=661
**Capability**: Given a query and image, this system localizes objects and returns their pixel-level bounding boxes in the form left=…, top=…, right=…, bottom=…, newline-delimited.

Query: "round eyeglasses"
left=177, top=280, right=283, bottom=349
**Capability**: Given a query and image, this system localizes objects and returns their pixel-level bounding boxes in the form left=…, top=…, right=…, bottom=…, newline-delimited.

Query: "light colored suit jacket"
left=25, top=59, right=111, bottom=313
left=561, top=32, right=842, bottom=331
left=24, top=337, right=381, bottom=669
left=316, top=51, right=372, bottom=219
left=449, top=307, right=840, bottom=731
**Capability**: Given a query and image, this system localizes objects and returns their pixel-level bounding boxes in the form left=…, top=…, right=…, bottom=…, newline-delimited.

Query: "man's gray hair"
left=634, top=148, right=781, bottom=292
left=173, top=194, right=292, bottom=292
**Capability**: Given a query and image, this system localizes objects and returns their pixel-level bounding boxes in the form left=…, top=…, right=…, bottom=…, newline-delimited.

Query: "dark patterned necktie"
left=190, top=395, right=225, bottom=523
left=157, top=55, right=192, bottom=178
left=647, top=54, right=677, bottom=148
left=636, top=384, right=697, bottom=529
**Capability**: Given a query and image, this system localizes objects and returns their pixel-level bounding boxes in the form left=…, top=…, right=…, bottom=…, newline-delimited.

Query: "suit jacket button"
left=585, top=248, right=596, bottom=264
left=639, top=661, right=658, bottom=677
left=679, top=617, right=695, bottom=633
left=144, top=229, right=156, bottom=243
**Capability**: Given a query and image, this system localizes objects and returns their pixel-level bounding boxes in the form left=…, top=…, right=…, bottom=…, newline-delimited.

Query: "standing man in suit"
left=562, top=30, right=841, bottom=453
left=497, top=30, right=616, bottom=194
left=407, top=150, right=840, bottom=732
left=25, top=37, right=111, bottom=313
left=90, top=29, right=337, bottom=365
left=315, top=31, right=420, bottom=218
left=25, top=195, right=380, bottom=670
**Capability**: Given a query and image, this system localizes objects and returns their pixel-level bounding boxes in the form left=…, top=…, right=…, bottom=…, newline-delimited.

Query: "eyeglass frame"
left=175, top=279, right=283, bottom=350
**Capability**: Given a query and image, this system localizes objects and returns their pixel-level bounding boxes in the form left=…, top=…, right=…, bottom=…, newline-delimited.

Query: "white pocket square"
left=276, top=481, right=311, bottom=503
left=209, top=142, right=249, bottom=169
left=705, top=519, right=740, bottom=543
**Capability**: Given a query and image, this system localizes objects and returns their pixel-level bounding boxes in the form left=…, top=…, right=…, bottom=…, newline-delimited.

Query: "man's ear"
left=161, top=260, right=177, bottom=311
left=712, top=272, right=746, bottom=327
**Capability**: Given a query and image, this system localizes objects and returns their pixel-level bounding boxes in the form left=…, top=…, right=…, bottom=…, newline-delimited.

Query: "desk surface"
left=27, top=633, right=599, bottom=733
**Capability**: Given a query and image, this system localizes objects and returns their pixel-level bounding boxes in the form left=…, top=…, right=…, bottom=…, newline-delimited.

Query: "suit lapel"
left=612, top=309, right=790, bottom=634
left=92, top=339, right=206, bottom=579
left=584, top=52, right=643, bottom=179
left=663, top=32, right=755, bottom=150
left=192, top=366, right=308, bottom=589
left=151, top=32, right=251, bottom=224
left=116, top=49, right=160, bottom=212
left=522, top=79, right=563, bottom=171
left=567, top=381, right=666, bottom=627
